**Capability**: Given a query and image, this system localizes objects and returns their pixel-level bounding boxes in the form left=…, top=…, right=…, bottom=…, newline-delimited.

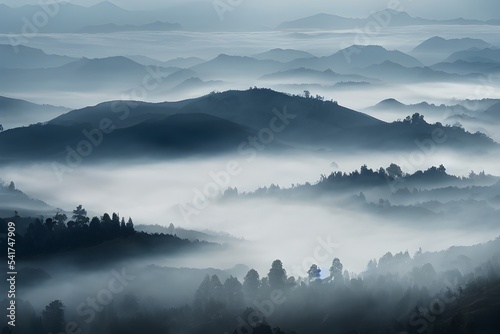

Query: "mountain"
left=411, top=37, right=492, bottom=64
left=0, top=2, right=147, bottom=33
left=370, top=98, right=406, bottom=110
left=0, top=1, right=245, bottom=32
left=484, top=102, right=500, bottom=121
left=286, top=45, right=423, bottom=72
left=252, top=48, right=315, bottom=62
left=0, top=96, right=70, bottom=129
left=126, top=56, right=206, bottom=70
left=0, top=44, right=77, bottom=69
left=80, top=21, right=182, bottom=33
left=162, top=57, right=206, bottom=68
left=412, top=36, right=491, bottom=54
left=366, top=98, right=473, bottom=115
left=0, top=180, right=57, bottom=217
left=0, top=56, right=178, bottom=92
left=354, top=61, right=468, bottom=83
left=0, top=112, right=256, bottom=164
left=259, top=68, right=376, bottom=84
left=0, top=89, right=495, bottom=165
left=277, top=10, right=496, bottom=30
left=277, top=13, right=362, bottom=30
left=190, top=54, right=287, bottom=79
left=430, top=60, right=500, bottom=75
left=445, top=48, right=500, bottom=63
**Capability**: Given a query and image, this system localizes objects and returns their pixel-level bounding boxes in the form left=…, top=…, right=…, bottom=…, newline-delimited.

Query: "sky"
left=1, top=0, right=500, bottom=21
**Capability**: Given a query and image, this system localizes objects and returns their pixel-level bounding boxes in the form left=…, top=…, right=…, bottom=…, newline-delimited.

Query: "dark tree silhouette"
left=72, top=205, right=89, bottom=227
left=329, top=258, right=344, bottom=282
left=268, top=260, right=287, bottom=290
left=243, top=269, right=260, bottom=298
left=223, top=276, right=244, bottom=309
left=307, top=264, right=321, bottom=282
left=41, top=300, right=65, bottom=334
left=386, top=163, right=403, bottom=178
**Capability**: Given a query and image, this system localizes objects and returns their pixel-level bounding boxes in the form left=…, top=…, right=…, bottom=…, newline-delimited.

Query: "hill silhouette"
left=0, top=44, right=77, bottom=69
left=0, top=89, right=496, bottom=165
left=0, top=96, right=69, bottom=129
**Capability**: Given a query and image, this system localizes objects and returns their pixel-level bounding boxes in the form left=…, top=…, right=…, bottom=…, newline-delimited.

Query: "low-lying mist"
left=2, top=149, right=499, bottom=274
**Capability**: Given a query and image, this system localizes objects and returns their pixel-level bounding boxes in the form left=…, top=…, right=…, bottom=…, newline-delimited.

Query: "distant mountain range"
left=410, top=36, right=492, bottom=64
left=285, top=45, right=423, bottom=72
left=412, top=36, right=491, bottom=55
left=252, top=48, right=315, bottom=62
left=0, top=56, right=179, bottom=92
left=354, top=60, right=474, bottom=83
left=430, top=60, right=500, bottom=75
left=444, top=48, right=500, bottom=63
left=0, top=89, right=495, bottom=165
left=260, top=68, right=377, bottom=84
left=277, top=9, right=500, bottom=30
left=0, top=1, right=246, bottom=32
left=2, top=3, right=498, bottom=33
left=367, top=98, right=473, bottom=115
left=1, top=42, right=488, bottom=97
left=0, top=44, right=77, bottom=69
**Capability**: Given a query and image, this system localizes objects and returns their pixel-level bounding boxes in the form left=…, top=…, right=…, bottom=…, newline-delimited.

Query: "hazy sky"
left=2, top=0, right=500, bottom=21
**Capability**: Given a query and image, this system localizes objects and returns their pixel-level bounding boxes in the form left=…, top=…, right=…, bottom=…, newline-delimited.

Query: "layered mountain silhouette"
left=260, top=68, right=376, bottom=84
left=352, top=61, right=468, bottom=82
left=252, top=48, right=315, bottom=62
left=411, top=36, right=492, bottom=64
left=0, top=96, right=70, bottom=129
left=0, top=89, right=495, bottom=165
left=286, top=45, right=423, bottom=72
left=367, top=98, right=472, bottom=115
left=445, top=48, right=500, bottom=63
left=0, top=56, right=179, bottom=92
left=430, top=60, right=500, bottom=75
left=126, top=55, right=205, bottom=68
left=0, top=44, right=77, bottom=69
left=412, top=36, right=491, bottom=54
left=190, top=54, right=286, bottom=79
left=277, top=10, right=496, bottom=30
left=0, top=2, right=148, bottom=33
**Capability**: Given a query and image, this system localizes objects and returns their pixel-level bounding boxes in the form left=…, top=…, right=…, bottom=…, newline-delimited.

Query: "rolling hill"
left=0, top=96, right=70, bottom=129
left=0, top=89, right=496, bottom=166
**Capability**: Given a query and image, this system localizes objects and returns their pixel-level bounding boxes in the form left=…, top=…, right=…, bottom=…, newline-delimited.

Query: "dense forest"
left=1, top=203, right=499, bottom=333
left=1, top=237, right=499, bottom=334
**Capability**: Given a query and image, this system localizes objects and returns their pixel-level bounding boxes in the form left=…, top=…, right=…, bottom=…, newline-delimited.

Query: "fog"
left=2, top=148, right=500, bottom=275
left=2, top=1, right=500, bottom=332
